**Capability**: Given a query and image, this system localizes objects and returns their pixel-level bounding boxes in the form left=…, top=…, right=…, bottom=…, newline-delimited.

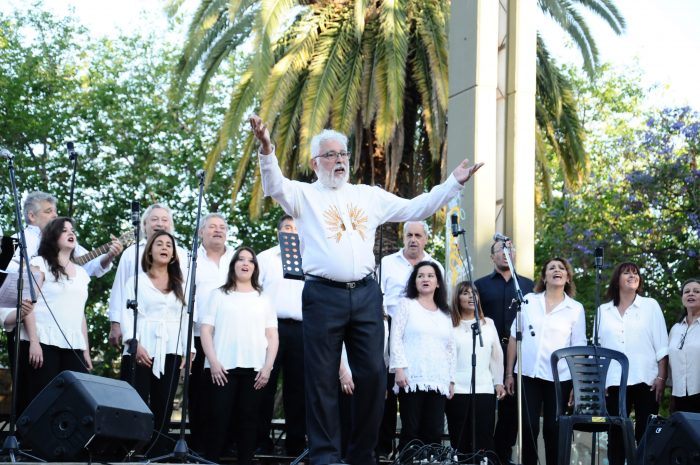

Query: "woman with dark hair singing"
left=389, top=261, right=455, bottom=450
left=17, top=217, right=92, bottom=413
left=504, top=257, right=586, bottom=465
left=445, top=281, right=504, bottom=455
left=120, top=230, right=190, bottom=455
left=598, top=262, right=669, bottom=465
left=668, top=278, right=700, bottom=413
left=199, top=246, right=278, bottom=464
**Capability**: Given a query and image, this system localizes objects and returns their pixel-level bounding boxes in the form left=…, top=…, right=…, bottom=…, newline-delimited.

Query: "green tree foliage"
left=171, top=0, right=626, bottom=216
left=536, top=65, right=700, bottom=331
left=0, top=7, right=282, bottom=373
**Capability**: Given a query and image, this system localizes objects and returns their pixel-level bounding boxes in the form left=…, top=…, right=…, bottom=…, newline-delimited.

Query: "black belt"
left=304, top=273, right=375, bottom=289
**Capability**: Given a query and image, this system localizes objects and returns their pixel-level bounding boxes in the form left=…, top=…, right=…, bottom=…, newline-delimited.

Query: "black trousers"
left=21, top=341, right=88, bottom=415
left=397, top=388, right=446, bottom=451
left=445, top=393, right=496, bottom=455
left=521, top=375, right=572, bottom=465
left=672, top=393, right=700, bottom=413
left=120, top=353, right=181, bottom=456
left=302, top=279, right=385, bottom=465
left=257, top=318, right=306, bottom=455
left=203, top=368, right=261, bottom=464
left=607, top=383, right=659, bottom=465
left=376, top=372, right=398, bottom=455
left=493, top=343, right=517, bottom=464
left=187, top=336, right=206, bottom=452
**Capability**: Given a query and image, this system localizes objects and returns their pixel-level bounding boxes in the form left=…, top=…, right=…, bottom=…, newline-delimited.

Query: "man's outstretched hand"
left=249, top=114, right=273, bottom=155
left=452, top=159, right=485, bottom=185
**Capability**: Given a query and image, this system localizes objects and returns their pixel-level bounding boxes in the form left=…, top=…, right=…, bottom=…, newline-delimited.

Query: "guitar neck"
left=74, top=244, right=111, bottom=266
left=73, top=231, right=134, bottom=267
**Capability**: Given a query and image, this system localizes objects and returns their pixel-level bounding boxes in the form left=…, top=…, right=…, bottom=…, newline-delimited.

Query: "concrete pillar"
left=446, top=0, right=536, bottom=281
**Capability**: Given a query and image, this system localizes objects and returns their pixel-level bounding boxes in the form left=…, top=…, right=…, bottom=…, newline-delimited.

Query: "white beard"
left=317, top=162, right=349, bottom=189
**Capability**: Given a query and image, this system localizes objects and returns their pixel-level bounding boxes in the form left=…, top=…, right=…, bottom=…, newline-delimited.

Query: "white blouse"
left=668, top=317, right=700, bottom=397
left=597, top=295, right=669, bottom=387
left=510, top=292, right=587, bottom=382
left=121, top=273, right=189, bottom=378
left=199, top=289, right=277, bottom=371
left=19, top=257, right=89, bottom=350
left=453, top=317, right=504, bottom=394
left=389, top=298, right=456, bottom=396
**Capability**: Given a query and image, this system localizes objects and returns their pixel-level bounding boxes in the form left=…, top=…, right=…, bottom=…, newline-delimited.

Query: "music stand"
left=278, top=232, right=304, bottom=281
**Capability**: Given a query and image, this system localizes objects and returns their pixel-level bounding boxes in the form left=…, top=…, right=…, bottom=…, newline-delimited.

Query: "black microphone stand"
left=452, top=223, right=484, bottom=462
left=126, top=201, right=141, bottom=387
left=66, top=142, right=78, bottom=218
left=589, top=247, right=604, bottom=464
left=151, top=170, right=213, bottom=464
left=501, top=240, right=527, bottom=465
left=1, top=153, right=43, bottom=462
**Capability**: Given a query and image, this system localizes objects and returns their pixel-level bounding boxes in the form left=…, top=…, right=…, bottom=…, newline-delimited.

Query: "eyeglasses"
left=314, top=150, right=351, bottom=161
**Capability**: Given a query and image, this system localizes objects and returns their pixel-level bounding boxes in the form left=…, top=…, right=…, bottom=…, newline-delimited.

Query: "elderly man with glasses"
left=249, top=115, right=483, bottom=465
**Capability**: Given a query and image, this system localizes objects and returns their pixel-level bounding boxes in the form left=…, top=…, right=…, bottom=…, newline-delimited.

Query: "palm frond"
left=330, top=26, right=364, bottom=134
left=299, top=14, right=352, bottom=158
left=413, top=0, right=448, bottom=111
left=379, top=0, right=408, bottom=122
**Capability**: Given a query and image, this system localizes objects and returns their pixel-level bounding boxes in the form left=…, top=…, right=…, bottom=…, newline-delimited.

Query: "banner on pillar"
left=445, top=198, right=471, bottom=301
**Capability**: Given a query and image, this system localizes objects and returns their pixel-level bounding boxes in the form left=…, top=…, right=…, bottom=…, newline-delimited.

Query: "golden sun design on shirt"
left=323, top=204, right=368, bottom=242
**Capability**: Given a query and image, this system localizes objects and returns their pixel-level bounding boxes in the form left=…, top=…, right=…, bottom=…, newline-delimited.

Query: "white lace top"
left=389, top=298, right=455, bottom=396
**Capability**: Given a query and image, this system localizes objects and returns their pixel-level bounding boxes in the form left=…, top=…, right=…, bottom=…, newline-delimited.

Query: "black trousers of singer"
left=257, top=317, right=306, bottom=456
left=203, top=368, right=261, bottom=465
left=397, top=388, right=446, bottom=451
left=493, top=343, right=517, bottom=464
left=302, top=279, right=385, bottom=465
left=672, top=392, right=700, bottom=413
left=445, top=393, right=496, bottom=455
left=21, top=341, right=88, bottom=416
left=187, top=336, right=206, bottom=452
left=521, top=375, right=572, bottom=465
left=606, top=383, right=659, bottom=465
left=120, top=353, right=181, bottom=456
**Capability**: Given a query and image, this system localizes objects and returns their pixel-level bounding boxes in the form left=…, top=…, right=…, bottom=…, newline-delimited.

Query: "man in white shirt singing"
left=250, top=115, right=483, bottom=465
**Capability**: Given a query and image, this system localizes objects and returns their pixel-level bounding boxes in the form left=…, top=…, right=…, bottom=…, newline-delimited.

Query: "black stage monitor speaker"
left=637, top=412, right=700, bottom=465
left=17, top=370, right=154, bottom=461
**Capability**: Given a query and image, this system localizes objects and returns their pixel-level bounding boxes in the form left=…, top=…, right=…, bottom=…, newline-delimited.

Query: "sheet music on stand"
left=0, top=270, right=41, bottom=307
left=278, top=232, right=304, bottom=281
left=0, top=236, right=19, bottom=288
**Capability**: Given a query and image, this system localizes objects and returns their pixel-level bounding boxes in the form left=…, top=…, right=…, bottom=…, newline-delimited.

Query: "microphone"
left=594, top=247, right=604, bottom=269
left=66, top=141, right=78, bottom=161
left=196, top=169, right=206, bottom=180
left=493, top=232, right=510, bottom=242
left=450, top=214, right=461, bottom=237
left=0, top=148, right=14, bottom=160
left=131, top=200, right=140, bottom=227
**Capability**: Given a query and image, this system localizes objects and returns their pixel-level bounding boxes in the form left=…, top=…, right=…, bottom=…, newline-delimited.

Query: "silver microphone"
left=0, top=148, right=14, bottom=160
left=493, top=232, right=510, bottom=242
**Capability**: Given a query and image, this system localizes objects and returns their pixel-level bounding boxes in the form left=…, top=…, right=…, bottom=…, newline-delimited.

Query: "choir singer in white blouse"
left=597, top=262, right=669, bottom=465
left=505, top=257, right=586, bottom=465
left=390, top=261, right=455, bottom=451
left=120, top=230, right=191, bottom=456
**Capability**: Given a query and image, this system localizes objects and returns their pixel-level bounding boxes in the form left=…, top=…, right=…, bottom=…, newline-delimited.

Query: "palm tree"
left=170, top=0, right=625, bottom=212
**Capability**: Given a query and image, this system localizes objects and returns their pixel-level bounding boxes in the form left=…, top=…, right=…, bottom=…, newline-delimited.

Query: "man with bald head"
left=250, top=115, right=483, bottom=465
